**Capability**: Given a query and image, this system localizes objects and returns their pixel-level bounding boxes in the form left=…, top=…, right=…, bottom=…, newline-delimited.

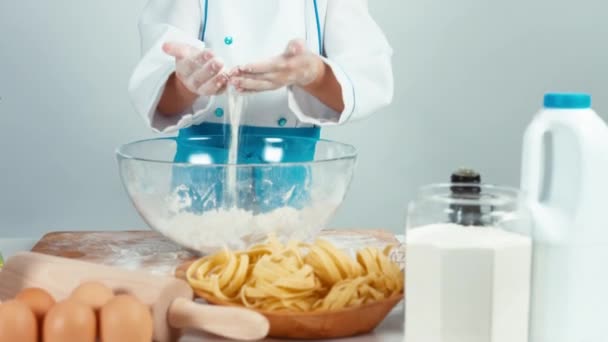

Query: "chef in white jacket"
left=128, top=0, right=393, bottom=212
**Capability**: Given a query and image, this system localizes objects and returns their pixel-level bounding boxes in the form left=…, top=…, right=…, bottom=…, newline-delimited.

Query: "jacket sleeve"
left=128, top=0, right=214, bottom=133
left=287, top=0, right=394, bottom=126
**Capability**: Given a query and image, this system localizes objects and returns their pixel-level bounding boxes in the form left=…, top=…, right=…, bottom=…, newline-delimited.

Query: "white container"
left=521, top=93, right=608, bottom=342
left=405, top=184, right=532, bottom=342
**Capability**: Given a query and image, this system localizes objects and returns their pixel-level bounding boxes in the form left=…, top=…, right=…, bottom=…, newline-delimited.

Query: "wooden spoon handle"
left=167, top=297, right=269, bottom=341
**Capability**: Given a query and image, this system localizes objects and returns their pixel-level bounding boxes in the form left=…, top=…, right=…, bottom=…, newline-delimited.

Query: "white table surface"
left=0, top=237, right=405, bottom=342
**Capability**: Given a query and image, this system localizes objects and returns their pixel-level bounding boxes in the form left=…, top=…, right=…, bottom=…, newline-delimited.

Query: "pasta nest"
left=186, top=237, right=404, bottom=312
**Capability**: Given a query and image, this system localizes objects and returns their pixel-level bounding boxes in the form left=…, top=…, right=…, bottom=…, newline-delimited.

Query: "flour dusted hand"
left=163, top=42, right=229, bottom=96
left=230, top=39, right=323, bottom=92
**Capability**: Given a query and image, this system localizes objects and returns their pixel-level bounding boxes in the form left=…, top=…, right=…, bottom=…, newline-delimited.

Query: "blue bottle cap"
left=544, top=93, right=591, bottom=109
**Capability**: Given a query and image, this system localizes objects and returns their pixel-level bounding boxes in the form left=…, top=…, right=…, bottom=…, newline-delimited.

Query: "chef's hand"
left=230, top=39, right=324, bottom=92
left=163, top=42, right=229, bottom=96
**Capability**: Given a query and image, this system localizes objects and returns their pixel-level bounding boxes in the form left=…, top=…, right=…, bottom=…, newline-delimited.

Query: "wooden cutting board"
left=31, top=230, right=399, bottom=277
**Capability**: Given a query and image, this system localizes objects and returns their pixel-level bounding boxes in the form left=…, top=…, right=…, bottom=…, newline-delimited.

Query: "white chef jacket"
left=128, top=0, right=394, bottom=134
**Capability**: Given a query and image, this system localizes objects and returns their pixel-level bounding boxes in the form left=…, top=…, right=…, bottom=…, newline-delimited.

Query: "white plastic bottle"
left=521, top=93, right=608, bottom=342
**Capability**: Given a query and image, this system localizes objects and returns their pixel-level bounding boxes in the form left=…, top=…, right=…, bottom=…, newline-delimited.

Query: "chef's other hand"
left=230, top=39, right=323, bottom=93
left=163, top=42, right=229, bottom=96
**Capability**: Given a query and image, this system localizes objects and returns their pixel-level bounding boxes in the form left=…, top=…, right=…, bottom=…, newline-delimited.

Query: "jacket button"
left=224, top=36, right=233, bottom=45
left=277, top=118, right=287, bottom=127
left=214, top=107, right=224, bottom=117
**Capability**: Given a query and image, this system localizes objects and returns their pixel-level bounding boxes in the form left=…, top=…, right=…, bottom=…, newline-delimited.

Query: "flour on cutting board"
left=33, top=230, right=399, bottom=277
left=36, top=232, right=196, bottom=276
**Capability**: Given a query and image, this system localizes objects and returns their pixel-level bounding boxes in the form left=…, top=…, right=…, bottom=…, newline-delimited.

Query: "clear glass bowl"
left=116, top=135, right=357, bottom=254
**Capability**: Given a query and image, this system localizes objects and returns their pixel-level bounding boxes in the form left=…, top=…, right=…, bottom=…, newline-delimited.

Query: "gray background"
left=1, top=0, right=606, bottom=238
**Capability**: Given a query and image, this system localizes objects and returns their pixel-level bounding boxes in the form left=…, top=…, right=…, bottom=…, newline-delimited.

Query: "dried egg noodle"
left=186, top=237, right=404, bottom=312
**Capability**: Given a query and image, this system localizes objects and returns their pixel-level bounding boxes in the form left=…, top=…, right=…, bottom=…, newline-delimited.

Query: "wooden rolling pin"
left=0, top=252, right=269, bottom=342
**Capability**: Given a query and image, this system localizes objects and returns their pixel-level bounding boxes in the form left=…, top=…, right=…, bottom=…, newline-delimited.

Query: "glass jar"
left=404, top=183, right=533, bottom=342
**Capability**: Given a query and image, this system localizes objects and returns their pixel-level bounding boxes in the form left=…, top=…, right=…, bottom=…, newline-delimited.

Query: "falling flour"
left=225, top=88, right=245, bottom=206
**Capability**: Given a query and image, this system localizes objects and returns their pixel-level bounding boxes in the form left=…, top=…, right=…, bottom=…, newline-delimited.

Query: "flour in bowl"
left=144, top=197, right=339, bottom=254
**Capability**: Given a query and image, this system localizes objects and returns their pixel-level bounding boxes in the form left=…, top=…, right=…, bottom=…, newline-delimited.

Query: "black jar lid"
left=450, top=168, right=481, bottom=194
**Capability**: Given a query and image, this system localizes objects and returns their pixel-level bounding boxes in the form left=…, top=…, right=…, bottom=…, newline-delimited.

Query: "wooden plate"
left=192, top=291, right=404, bottom=339
left=176, top=266, right=404, bottom=338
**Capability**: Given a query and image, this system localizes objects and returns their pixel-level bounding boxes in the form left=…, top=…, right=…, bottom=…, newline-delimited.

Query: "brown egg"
left=70, top=281, right=114, bottom=310
left=15, top=287, right=56, bottom=320
left=43, top=299, right=96, bottom=342
left=100, top=295, right=154, bottom=342
left=0, top=300, right=38, bottom=342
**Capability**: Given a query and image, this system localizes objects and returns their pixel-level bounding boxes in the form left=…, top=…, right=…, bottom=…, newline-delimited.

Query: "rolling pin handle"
left=167, top=297, right=269, bottom=341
